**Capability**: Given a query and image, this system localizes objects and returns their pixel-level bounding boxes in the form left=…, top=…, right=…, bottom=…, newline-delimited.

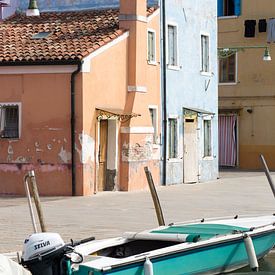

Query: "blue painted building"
left=162, top=0, right=218, bottom=184
left=15, top=0, right=158, bottom=12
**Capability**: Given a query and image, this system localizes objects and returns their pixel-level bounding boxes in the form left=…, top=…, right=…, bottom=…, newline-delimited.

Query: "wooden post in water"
left=28, top=170, right=47, bottom=232
left=259, top=154, right=275, bottom=198
left=23, top=174, right=38, bottom=233
left=144, top=167, right=165, bottom=226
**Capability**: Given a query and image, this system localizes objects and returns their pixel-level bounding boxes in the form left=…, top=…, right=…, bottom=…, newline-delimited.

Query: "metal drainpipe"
left=71, top=61, right=82, bottom=196
left=161, top=0, right=167, bottom=186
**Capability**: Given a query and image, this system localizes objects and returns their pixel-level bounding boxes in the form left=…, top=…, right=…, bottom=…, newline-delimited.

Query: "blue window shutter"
left=234, top=0, right=241, bottom=16
left=218, top=0, right=224, bottom=17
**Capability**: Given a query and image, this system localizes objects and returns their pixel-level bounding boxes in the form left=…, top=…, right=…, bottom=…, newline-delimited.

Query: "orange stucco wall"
left=0, top=8, right=161, bottom=196
left=0, top=72, right=78, bottom=195
left=120, top=11, right=161, bottom=191
left=81, top=9, right=161, bottom=193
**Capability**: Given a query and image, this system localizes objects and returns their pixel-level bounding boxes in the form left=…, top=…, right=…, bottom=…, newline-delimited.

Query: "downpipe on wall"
left=71, top=61, right=82, bottom=196
left=160, top=0, right=167, bottom=186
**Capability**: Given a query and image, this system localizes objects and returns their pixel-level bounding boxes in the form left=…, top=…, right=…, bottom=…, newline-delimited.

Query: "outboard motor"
left=21, top=232, right=69, bottom=275
left=21, top=233, right=94, bottom=275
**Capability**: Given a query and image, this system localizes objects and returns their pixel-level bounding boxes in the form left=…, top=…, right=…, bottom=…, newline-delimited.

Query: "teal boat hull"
left=75, top=230, right=275, bottom=275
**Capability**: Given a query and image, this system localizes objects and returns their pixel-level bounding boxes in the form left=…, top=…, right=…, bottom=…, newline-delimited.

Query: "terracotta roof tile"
left=0, top=9, right=118, bottom=63
left=0, top=7, right=158, bottom=64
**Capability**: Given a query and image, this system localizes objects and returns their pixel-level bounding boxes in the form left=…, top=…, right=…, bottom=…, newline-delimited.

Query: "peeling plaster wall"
left=76, top=132, right=95, bottom=164
left=0, top=73, right=75, bottom=196
left=122, top=135, right=153, bottom=162
left=81, top=26, right=128, bottom=194
left=118, top=7, right=161, bottom=191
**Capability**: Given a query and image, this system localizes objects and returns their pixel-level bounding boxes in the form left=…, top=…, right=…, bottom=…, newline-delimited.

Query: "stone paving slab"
left=0, top=171, right=274, bottom=253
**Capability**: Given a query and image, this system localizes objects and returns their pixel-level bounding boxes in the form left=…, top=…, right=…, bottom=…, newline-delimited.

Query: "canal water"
left=230, top=251, right=275, bottom=274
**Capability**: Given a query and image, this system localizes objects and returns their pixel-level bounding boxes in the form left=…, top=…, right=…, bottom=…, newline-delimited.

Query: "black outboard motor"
left=21, top=232, right=94, bottom=275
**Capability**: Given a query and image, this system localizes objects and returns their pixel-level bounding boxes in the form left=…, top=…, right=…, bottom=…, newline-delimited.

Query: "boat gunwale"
left=79, top=224, right=275, bottom=272
left=170, top=214, right=275, bottom=227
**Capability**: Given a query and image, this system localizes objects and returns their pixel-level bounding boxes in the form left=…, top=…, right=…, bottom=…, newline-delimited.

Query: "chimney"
left=119, top=0, right=147, bottom=25
left=0, top=0, right=10, bottom=20
left=119, top=0, right=148, bottom=93
left=26, top=0, right=40, bottom=16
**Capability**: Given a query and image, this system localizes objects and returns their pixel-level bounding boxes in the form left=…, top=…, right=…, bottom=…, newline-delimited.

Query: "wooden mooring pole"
left=24, top=170, right=47, bottom=232
left=259, top=154, right=275, bottom=198
left=144, top=167, right=165, bottom=226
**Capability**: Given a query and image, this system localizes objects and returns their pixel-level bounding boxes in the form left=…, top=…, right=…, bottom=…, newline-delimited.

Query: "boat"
left=20, top=215, right=275, bottom=275
left=20, top=156, right=275, bottom=275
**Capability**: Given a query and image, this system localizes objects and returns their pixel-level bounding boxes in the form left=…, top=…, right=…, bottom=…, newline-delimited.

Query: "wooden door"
left=184, top=116, right=198, bottom=183
left=98, top=120, right=108, bottom=191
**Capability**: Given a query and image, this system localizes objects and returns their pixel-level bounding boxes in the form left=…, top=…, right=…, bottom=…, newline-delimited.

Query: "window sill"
left=203, top=156, right=214, bottom=160
left=200, top=71, right=212, bottom=77
left=167, top=158, right=182, bottom=162
left=152, top=144, right=159, bottom=149
left=0, top=137, right=20, bottom=140
left=218, top=15, right=239, bottom=20
left=219, top=82, right=238, bottom=86
left=167, top=65, right=181, bottom=71
left=147, top=61, right=157, bottom=66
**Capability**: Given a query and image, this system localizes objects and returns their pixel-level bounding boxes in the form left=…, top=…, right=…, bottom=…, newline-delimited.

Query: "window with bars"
left=219, top=54, right=236, bottom=83
left=0, top=104, right=19, bottom=138
left=204, top=119, right=212, bottom=157
left=168, top=118, right=178, bottom=158
left=168, top=25, right=178, bottom=66
left=201, top=35, right=210, bottom=73
left=147, top=30, right=156, bottom=63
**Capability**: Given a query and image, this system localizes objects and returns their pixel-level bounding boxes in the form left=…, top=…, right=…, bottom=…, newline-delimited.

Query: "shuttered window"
left=147, top=30, right=156, bottom=63
left=219, top=54, right=236, bottom=83
left=204, top=120, right=212, bottom=157
left=201, top=35, right=209, bottom=72
left=149, top=108, right=157, bottom=144
left=168, top=25, right=178, bottom=66
left=218, top=0, right=241, bottom=17
left=168, top=118, right=178, bottom=158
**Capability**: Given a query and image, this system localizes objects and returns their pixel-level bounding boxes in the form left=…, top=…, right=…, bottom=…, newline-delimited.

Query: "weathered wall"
left=81, top=33, right=128, bottom=194
left=81, top=10, right=161, bottom=192
left=165, top=0, right=218, bottom=184
left=122, top=9, right=161, bottom=190
left=218, top=0, right=275, bottom=169
left=0, top=72, right=78, bottom=195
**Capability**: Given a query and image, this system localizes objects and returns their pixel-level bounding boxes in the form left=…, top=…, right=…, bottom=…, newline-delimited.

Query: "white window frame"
left=218, top=53, right=238, bottom=85
left=147, top=28, right=157, bottom=65
left=202, top=116, right=213, bottom=159
left=167, top=22, right=179, bottom=69
left=168, top=115, right=179, bottom=160
left=148, top=105, right=158, bottom=145
left=0, top=102, right=22, bottom=139
left=200, top=33, right=210, bottom=75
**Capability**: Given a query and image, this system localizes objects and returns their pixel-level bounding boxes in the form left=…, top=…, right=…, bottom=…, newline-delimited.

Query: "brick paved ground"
left=0, top=171, right=274, bottom=254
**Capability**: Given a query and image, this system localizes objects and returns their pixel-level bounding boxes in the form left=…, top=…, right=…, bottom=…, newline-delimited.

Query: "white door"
left=184, top=116, right=198, bottom=183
